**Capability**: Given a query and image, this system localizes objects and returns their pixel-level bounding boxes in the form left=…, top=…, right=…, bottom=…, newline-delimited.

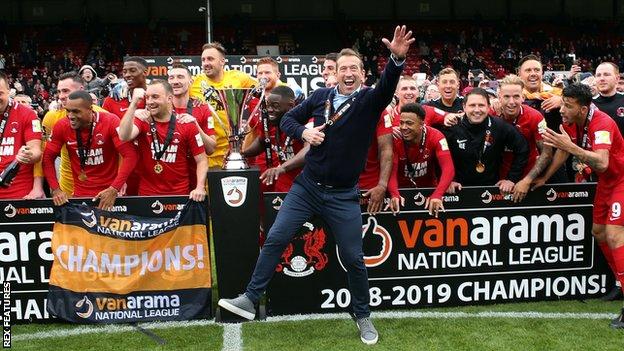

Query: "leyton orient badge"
left=221, top=176, right=248, bottom=207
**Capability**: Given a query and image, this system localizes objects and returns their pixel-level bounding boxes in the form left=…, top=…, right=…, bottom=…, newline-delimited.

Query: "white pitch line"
left=12, top=319, right=216, bottom=341
left=264, top=310, right=617, bottom=322
left=13, top=310, right=617, bottom=343
left=222, top=323, right=243, bottom=351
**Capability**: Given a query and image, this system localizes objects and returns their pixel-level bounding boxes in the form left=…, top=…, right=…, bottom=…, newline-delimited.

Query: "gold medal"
left=475, top=161, right=485, bottom=173
left=78, top=171, right=87, bottom=181
left=154, top=162, right=163, bottom=174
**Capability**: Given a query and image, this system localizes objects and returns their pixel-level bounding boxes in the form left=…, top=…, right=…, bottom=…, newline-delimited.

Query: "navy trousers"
left=245, top=173, right=370, bottom=318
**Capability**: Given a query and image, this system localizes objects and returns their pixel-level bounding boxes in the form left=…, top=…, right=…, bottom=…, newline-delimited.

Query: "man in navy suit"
left=219, top=26, right=414, bottom=345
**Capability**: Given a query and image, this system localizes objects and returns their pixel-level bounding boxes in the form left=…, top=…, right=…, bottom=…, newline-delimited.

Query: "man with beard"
left=218, top=26, right=414, bottom=345
left=489, top=75, right=551, bottom=203
left=443, top=88, right=528, bottom=194
left=42, top=72, right=107, bottom=196
left=242, top=85, right=308, bottom=192
left=243, top=57, right=288, bottom=156
left=0, top=72, right=43, bottom=199
left=190, top=42, right=256, bottom=168
left=540, top=83, right=624, bottom=329
left=43, top=91, right=137, bottom=209
left=387, top=103, right=454, bottom=217
left=166, top=64, right=216, bottom=154
left=119, top=80, right=207, bottom=201
left=517, top=54, right=569, bottom=183
left=592, top=62, right=624, bottom=301
left=256, top=57, right=286, bottom=94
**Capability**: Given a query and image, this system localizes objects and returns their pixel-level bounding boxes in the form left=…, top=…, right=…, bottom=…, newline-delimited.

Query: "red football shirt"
left=498, top=105, right=546, bottom=179
left=43, top=111, right=137, bottom=196
left=562, top=108, right=624, bottom=188
left=391, top=125, right=454, bottom=199
left=390, top=105, right=447, bottom=128
left=252, top=117, right=305, bottom=192
left=174, top=102, right=215, bottom=189
left=102, top=97, right=145, bottom=119
left=173, top=102, right=216, bottom=136
left=102, top=96, right=145, bottom=195
left=134, top=116, right=205, bottom=196
left=0, top=102, right=42, bottom=199
left=359, top=110, right=394, bottom=190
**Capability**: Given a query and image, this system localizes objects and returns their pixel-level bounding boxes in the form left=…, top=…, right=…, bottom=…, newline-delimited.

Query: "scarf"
left=523, top=82, right=562, bottom=101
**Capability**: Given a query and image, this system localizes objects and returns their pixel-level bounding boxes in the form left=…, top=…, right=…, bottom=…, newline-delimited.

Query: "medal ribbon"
left=75, top=112, right=97, bottom=174
left=402, top=126, right=427, bottom=186
left=150, top=113, right=177, bottom=162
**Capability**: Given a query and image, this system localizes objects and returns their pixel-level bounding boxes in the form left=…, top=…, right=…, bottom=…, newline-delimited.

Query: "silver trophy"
left=202, top=79, right=267, bottom=170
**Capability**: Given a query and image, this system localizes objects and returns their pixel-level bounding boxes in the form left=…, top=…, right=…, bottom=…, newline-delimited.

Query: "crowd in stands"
left=2, top=19, right=624, bottom=118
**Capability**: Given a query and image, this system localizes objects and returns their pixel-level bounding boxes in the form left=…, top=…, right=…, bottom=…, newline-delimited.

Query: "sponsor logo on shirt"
left=537, top=119, right=547, bottom=134
left=594, top=130, right=611, bottom=145
left=439, top=138, right=449, bottom=151
left=383, top=113, right=392, bottom=128
left=32, top=119, right=42, bottom=133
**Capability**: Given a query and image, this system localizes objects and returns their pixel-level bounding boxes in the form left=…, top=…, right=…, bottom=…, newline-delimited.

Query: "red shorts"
left=593, top=181, right=624, bottom=226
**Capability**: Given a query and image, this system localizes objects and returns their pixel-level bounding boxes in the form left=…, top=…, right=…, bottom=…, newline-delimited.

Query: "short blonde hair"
left=499, top=74, right=524, bottom=89
left=437, top=68, right=459, bottom=80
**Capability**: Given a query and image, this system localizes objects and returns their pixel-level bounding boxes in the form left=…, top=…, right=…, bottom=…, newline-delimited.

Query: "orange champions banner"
left=46, top=201, right=211, bottom=323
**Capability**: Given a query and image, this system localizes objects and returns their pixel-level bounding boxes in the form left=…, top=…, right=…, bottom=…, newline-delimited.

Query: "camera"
left=470, top=69, right=483, bottom=87
left=566, top=54, right=577, bottom=70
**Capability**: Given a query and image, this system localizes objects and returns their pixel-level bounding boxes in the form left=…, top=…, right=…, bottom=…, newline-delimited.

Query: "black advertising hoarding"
left=264, top=183, right=613, bottom=315
left=143, top=55, right=325, bottom=97
left=2, top=196, right=190, bottom=323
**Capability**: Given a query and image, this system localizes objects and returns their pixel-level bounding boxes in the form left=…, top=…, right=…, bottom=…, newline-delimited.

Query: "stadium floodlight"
left=198, top=2, right=213, bottom=43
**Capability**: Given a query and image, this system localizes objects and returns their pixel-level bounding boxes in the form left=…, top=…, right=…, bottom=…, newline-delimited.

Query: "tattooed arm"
left=542, top=126, right=609, bottom=173
left=513, top=140, right=554, bottom=202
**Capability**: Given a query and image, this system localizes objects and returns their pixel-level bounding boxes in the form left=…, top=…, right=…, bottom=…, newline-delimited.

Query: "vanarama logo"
left=4, top=204, right=16, bottom=218
left=221, top=176, right=248, bottom=207
left=75, top=296, right=94, bottom=319
left=93, top=212, right=182, bottom=239
left=413, top=193, right=426, bottom=206
left=4, top=204, right=53, bottom=218
left=151, top=200, right=184, bottom=214
left=272, top=196, right=283, bottom=210
left=152, top=200, right=164, bottom=214
left=397, top=213, right=585, bottom=249
left=80, top=210, right=97, bottom=228
left=84, top=294, right=181, bottom=320
left=481, top=190, right=512, bottom=204
left=545, top=188, right=589, bottom=202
